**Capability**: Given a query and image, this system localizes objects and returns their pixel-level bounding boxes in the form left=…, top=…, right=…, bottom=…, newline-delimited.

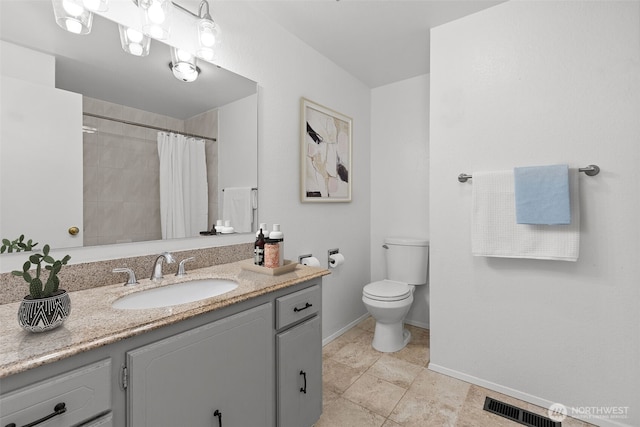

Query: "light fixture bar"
left=132, top=0, right=207, bottom=19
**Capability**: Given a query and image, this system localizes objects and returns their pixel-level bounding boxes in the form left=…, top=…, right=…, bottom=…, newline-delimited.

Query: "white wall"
left=212, top=3, right=372, bottom=341
left=371, top=74, right=430, bottom=328
left=430, top=1, right=640, bottom=426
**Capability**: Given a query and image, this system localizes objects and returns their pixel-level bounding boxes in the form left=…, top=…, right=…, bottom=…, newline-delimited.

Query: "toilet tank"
left=384, top=237, right=429, bottom=285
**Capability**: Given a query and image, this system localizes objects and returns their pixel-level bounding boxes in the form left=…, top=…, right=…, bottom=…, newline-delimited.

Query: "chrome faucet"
left=150, top=252, right=175, bottom=281
left=176, top=257, right=195, bottom=277
left=113, top=267, right=139, bottom=286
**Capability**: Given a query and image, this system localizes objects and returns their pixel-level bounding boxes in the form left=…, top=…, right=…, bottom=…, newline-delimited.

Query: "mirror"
left=0, top=1, right=258, bottom=251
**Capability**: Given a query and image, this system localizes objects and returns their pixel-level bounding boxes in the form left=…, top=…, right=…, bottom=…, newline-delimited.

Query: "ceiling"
left=246, top=0, right=506, bottom=88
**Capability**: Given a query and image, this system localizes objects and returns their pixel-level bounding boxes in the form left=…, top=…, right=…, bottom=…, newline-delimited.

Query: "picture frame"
left=300, top=98, right=352, bottom=202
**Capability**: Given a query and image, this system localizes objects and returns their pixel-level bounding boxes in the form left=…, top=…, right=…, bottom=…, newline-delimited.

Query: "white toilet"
left=362, top=237, right=429, bottom=352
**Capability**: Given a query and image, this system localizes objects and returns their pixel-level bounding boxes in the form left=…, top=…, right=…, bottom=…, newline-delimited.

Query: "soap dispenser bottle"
left=254, top=229, right=265, bottom=266
left=269, top=224, right=284, bottom=267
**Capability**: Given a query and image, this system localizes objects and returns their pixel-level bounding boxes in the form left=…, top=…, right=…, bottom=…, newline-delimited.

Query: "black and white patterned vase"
left=17, top=290, right=71, bottom=333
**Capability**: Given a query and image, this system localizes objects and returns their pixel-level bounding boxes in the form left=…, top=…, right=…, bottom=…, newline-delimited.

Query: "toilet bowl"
left=362, top=280, right=414, bottom=352
left=362, top=237, right=429, bottom=353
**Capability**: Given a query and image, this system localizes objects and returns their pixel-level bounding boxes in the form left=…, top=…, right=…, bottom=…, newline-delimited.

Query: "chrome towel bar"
left=457, top=164, right=600, bottom=183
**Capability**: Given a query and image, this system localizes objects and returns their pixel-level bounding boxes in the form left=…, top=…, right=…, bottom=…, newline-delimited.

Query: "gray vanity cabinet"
left=126, top=303, right=274, bottom=427
left=0, top=359, right=112, bottom=427
left=276, top=285, right=322, bottom=427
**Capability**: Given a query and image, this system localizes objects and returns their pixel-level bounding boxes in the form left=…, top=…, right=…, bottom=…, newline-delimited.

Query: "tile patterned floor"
left=316, top=317, right=596, bottom=427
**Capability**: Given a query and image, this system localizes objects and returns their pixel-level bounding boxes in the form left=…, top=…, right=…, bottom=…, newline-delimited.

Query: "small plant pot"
left=17, top=290, right=71, bottom=333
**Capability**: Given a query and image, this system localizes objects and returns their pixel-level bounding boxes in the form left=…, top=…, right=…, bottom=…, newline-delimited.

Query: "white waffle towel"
left=471, top=169, right=580, bottom=261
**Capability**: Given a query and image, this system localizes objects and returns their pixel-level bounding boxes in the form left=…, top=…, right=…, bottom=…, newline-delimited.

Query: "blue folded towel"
left=514, top=164, right=571, bottom=225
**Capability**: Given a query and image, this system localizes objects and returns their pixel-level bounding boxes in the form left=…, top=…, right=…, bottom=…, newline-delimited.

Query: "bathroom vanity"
left=0, top=260, right=327, bottom=427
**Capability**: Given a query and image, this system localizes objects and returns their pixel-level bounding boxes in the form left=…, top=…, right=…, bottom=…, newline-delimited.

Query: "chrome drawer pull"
left=6, top=402, right=67, bottom=427
left=293, top=302, right=312, bottom=313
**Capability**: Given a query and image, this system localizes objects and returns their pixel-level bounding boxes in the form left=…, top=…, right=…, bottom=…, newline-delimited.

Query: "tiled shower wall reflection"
left=82, top=96, right=218, bottom=246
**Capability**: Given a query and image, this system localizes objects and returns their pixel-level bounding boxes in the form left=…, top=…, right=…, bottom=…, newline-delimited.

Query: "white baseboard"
left=322, top=313, right=370, bottom=347
left=405, top=319, right=430, bottom=330
left=429, top=363, right=632, bottom=427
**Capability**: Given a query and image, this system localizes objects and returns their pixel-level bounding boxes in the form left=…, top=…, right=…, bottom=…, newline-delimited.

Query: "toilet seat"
left=363, top=280, right=412, bottom=302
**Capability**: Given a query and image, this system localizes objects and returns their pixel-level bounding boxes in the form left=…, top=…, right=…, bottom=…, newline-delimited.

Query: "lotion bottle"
left=269, top=224, right=284, bottom=266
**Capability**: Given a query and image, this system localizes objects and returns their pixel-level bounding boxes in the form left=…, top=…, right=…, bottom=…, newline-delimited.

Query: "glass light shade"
left=52, top=0, right=93, bottom=35
left=170, top=48, right=199, bottom=82
left=82, top=0, right=108, bottom=12
left=196, top=18, right=218, bottom=61
left=139, top=0, right=172, bottom=40
left=118, top=25, right=151, bottom=57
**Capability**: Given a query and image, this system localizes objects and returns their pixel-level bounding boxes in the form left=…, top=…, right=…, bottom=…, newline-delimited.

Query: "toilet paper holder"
left=328, top=248, right=340, bottom=268
left=298, top=254, right=313, bottom=263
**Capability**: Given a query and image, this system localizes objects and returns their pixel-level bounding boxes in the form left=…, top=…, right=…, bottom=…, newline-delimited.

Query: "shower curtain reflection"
left=158, top=132, right=209, bottom=239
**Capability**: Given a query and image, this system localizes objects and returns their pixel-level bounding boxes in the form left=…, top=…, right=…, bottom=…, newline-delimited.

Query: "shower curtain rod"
left=457, top=164, right=600, bottom=183
left=83, top=112, right=217, bottom=142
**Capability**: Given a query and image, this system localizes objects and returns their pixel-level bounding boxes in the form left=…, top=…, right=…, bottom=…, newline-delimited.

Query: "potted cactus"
left=10, top=242, right=72, bottom=332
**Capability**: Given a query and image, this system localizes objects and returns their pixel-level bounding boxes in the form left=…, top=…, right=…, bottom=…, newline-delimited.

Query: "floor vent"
left=483, top=397, right=562, bottom=427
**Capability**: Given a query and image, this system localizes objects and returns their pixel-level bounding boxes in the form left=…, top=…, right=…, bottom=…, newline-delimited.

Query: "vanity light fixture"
left=51, top=0, right=93, bottom=35
left=195, top=0, right=218, bottom=61
left=169, top=47, right=200, bottom=82
left=118, top=25, right=151, bottom=57
left=139, top=0, right=173, bottom=40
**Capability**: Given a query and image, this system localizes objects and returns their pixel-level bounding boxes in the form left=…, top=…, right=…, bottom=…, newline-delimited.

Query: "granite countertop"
left=0, top=259, right=329, bottom=379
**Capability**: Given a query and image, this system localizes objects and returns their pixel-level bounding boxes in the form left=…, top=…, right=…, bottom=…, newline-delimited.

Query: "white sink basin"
left=112, top=279, right=238, bottom=310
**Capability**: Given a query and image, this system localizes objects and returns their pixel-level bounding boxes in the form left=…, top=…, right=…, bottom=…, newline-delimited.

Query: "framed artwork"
left=300, top=98, right=352, bottom=202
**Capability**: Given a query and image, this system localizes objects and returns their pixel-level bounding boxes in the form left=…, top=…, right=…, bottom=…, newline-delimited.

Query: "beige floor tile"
left=356, top=315, right=376, bottom=332
left=323, top=326, right=369, bottom=359
left=322, top=388, right=341, bottom=409
left=389, top=390, right=462, bottom=426
left=408, top=369, right=471, bottom=402
left=323, top=358, right=366, bottom=394
left=343, top=373, right=407, bottom=417
left=331, top=340, right=382, bottom=371
left=381, top=419, right=402, bottom=427
left=314, top=397, right=387, bottom=427
left=366, top=354, right=424, bottom=389
left=389, top=369, right=470, bottom=426
left=389, top=342, right=430, bottom=367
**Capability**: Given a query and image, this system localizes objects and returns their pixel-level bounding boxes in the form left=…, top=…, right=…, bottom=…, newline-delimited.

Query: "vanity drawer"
left=0, top=359, right=111, bottom=427
left=276, top=285, right=320, bottom=330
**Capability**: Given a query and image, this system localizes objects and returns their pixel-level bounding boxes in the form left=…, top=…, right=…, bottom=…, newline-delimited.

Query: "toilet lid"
left=363, top=280, right=412, bottom=301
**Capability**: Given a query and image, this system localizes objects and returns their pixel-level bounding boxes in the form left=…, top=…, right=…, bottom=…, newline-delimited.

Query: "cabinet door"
left=277, top=316, right=322, bottom=427
left=127, top=303, right=274, bottom=427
